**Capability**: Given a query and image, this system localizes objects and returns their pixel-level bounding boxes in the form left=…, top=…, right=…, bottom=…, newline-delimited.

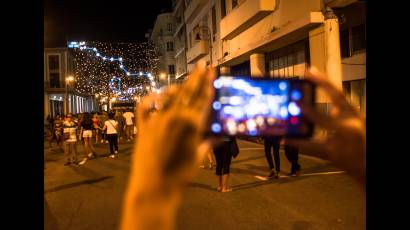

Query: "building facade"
left=44, top=48, right=96, bottom=118
left=172, top=0, right=189, bottom=82
left=150, top=12, right=177, bottom=86
left=182, top=0, right=366, bottom=117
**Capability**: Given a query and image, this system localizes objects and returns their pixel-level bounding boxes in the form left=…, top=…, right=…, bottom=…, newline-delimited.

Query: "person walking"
left=63, top=114, right=78, bottom=166
left=78, top=112, right=97, bottom=165
left=99, top=111, right=109, bottom=144
left=263, top=137, right=282, bottom=179
left=123, top=109, right=135, bottom=142
left=103, top=112, right=119, bottom=158
left=284, top=144, right=301, bottom=176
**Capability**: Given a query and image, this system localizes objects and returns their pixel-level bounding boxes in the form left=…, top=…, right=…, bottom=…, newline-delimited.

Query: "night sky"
left=44, top=0, right=172, bottom=47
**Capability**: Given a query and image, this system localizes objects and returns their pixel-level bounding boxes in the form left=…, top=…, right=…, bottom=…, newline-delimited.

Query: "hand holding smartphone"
left=209, top=76, right=315, bottom=138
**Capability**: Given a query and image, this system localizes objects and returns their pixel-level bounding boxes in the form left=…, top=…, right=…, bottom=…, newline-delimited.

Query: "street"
left=44, top=139, right=365, bottom=230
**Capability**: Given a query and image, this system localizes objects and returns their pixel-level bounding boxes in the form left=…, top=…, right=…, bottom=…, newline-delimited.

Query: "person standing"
left=263, top=137, right=282, bottom=179
left=63, top=114, right=78, bottom=166
left=103, top=112, right=119, bottom=158
left=78, top=113, right=97, bottom=165
left=53, top=115, right=64, bottom=151
left=213, top=136, right=236, bottom=192
left=115, top=111, right=126, bottom=142
left=123, top=109, right=135, bottom=142
left=99, top=111, right=108, bottom=144
left=92, top=113, right=100, bottom=144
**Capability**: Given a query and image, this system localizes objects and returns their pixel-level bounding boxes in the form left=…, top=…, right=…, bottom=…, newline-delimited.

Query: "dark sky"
left=45, top=0, right=172, bottom=47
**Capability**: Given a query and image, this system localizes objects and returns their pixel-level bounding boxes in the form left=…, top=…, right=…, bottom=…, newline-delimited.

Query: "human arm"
left=285, top=67, right=365, bottom=185
left=120, top=62, right=215, bottom=230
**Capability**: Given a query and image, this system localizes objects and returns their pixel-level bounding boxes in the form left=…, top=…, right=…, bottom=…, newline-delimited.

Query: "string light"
left=68, top=41, right=160, bottom=104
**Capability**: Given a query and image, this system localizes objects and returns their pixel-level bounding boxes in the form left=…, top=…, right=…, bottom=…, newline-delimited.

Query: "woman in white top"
left=103, top=112, right=119, bottom=158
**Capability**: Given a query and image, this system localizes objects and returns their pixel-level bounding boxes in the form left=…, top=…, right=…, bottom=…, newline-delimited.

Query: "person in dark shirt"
left=78, top=112, right=97, bottom=165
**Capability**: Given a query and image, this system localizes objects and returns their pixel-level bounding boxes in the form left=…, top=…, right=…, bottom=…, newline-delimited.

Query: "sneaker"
left=105, top=141, right=109, bottom=144
left=64, top=162, right=71, bottom=166
left=101, top=140, right=104, bottom=143
left=274, top=171, right=280, bottom=179
left=109, top=154, right=115, bottom=158
left=78, top=158, right=88, bottom=165
left=221, top=187, right=232, bottom=193
left=88, top=153, right=94, bottom=158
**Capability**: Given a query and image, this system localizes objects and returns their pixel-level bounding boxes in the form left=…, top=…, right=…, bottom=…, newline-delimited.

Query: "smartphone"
left=209, top=76, right=315, bottom=137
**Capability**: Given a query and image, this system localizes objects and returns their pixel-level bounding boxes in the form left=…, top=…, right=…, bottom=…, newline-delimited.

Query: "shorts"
left=82, top=130, right=93, bottom=138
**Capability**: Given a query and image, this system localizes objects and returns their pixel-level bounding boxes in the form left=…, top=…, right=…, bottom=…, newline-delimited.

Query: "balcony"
left=184, top=0, right=206, bottom=23
left=186, top=40, right=209, bottom=64
left=220, top=0, right=276, bottom=40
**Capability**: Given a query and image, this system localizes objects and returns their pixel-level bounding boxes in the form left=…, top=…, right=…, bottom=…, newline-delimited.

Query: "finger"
left=156, top=85, right=180, bottom=111
left=175, top=61, right=207, bottom=107
left=299, top=103, right=338, bottom=130
left=192, top=67, right=216, bottom=128
left=306, top=67, right=355, bottom=113
left=284, top=138, right=329, bottom=160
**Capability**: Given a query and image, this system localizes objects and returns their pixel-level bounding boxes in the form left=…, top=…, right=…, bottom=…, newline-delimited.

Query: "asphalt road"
left=44, top=139, right=365, bottom=230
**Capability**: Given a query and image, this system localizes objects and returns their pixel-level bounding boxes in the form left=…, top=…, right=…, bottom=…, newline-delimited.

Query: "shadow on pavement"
left=292, top=221, right=313, bottom=230
left=44, top=176, right=114, bottom=194
left=231, top=155, right=265, bottom=165
left=44, top=198, right=60, bottom=230
left=187, top=182, right=216, bottom=192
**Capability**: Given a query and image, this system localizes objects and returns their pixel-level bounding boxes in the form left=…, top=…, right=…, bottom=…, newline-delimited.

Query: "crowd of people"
left=44, top=109, right=136, bottom=166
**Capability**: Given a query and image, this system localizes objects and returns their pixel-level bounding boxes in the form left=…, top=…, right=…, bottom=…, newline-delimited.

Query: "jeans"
left=264, top=137, right=281, bottom=172
left=107, top=134, right=118, bottom=154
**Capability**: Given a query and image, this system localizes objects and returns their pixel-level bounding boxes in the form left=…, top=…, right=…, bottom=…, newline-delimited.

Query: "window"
left=351, top=24, right=366, bottom=52
left=212, top=5, right=217, bottom=41
left=166, top=42, right=174, bottom=51
left=49, top=73, right=60, bottom=88
left=48, top=55, right=59, bottom=70
left=340, top=29, right=350, bottom=58
left=167, top=23, right=173, bottom=32
left=232, top=0, right=238, bottom=9
left=220, top=0, right=226, bottom=18
left=168, top=65, right=175, bottom=75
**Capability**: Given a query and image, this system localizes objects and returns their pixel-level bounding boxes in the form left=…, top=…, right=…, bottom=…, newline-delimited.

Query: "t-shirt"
left=81, top=119, right=93, bottom=130
left=63, top=121, right=77, bottom=142
left=123, top=112, right=134, bottom=125
left=105, top=120, right=118, bottom=134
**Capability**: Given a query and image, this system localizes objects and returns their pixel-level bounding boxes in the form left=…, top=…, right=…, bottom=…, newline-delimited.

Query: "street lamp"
left=65, top=76, right=74, bottom=114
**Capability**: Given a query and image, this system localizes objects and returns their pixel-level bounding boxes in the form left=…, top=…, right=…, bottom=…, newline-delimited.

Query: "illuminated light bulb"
left=139, top=72, right=143, bottom=76
left=103, top=57, right=106, bottom=60
left=120, top=64, right=123, bottom=68
left=147, top=73, right=152, bottom=77
left=119, top=57, right=122, bottom=61
left=127, top=72, right=130, bottom=76
left=93, top=48, right=97, bottom=51
left=96, top=53, right=100, bottom=57
left=110, top=57, right=114, bottom=61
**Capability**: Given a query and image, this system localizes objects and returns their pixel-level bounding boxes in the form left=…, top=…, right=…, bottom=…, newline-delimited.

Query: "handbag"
left=230, top=138, right=240, bottom=158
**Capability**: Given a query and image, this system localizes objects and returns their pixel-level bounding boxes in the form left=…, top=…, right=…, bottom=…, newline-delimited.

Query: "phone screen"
left=210, top=76, right=314, bottom=137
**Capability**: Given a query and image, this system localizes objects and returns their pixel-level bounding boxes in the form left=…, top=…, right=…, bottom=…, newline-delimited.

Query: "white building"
left=183, top=0, right=366, bottom=117
left=172, top=0, right=189, bottom=82
left=44, top=48, right=96, bottom=117
left=150, top=12, right=177, bottom=86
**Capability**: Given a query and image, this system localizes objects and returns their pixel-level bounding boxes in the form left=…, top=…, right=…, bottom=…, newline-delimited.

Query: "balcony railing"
left=186, top=40, right=208, bottom=64
left=220, top=0, right=276, bottom=40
